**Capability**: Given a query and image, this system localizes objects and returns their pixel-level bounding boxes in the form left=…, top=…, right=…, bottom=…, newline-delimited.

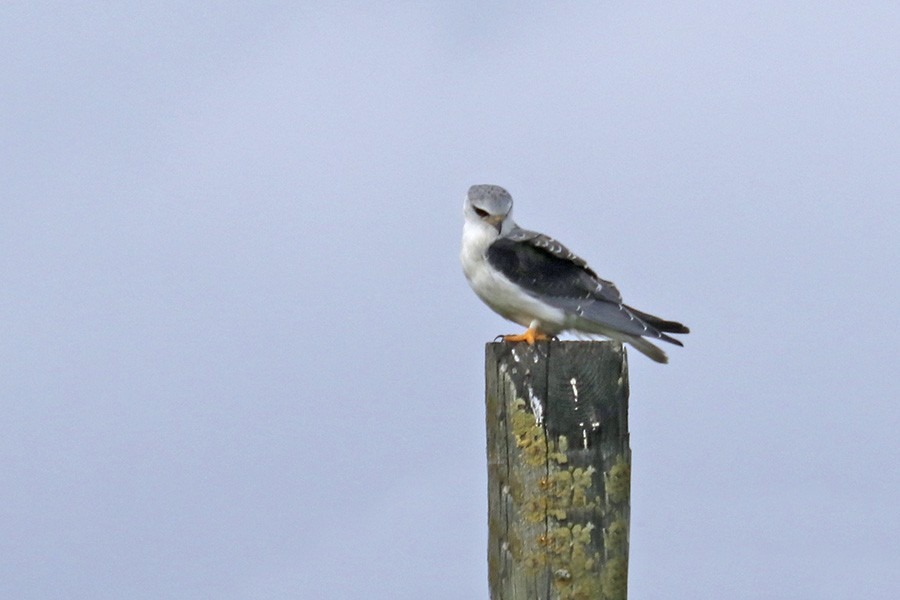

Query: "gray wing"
left=488, top=228, right=686, bottom=344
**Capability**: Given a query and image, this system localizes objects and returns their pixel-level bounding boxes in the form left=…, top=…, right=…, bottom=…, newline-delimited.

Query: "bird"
left=460, top=184, right=689, bottom=363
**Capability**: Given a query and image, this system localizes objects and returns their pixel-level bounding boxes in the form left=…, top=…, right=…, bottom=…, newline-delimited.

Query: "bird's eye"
left=473, top=207, right=490, bottom=218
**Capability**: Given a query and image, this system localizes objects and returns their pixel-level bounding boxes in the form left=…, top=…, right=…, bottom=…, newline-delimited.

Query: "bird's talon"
left=502, top=327, right=549, bottom=345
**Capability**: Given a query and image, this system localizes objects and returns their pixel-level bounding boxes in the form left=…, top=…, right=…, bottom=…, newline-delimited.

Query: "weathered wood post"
left=486, top=341, right=630, bottom=600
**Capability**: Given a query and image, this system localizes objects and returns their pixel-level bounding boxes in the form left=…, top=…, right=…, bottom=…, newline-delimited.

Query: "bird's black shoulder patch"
left=487, top=237, right=596, bottom=299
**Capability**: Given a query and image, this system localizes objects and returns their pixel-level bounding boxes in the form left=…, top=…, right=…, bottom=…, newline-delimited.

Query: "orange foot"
left=503, top=327, right=549, bottom=345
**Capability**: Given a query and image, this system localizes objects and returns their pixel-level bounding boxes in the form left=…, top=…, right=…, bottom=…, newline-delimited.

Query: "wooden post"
left=486, top=341, right=630, bottom=600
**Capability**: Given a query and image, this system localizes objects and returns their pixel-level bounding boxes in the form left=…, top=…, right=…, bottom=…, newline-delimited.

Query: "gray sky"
left=2, top=3, right=898, bottom=599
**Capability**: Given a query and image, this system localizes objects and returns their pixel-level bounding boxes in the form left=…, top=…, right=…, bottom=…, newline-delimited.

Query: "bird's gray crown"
left=467, top=184, right=513, bottom=216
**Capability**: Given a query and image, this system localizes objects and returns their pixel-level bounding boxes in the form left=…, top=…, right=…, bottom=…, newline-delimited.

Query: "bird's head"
left=464, top=184, right=513, bottom=234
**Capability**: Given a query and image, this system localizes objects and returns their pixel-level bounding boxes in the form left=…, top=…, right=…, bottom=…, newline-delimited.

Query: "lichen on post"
left=486, top=341, right=631, bottom=600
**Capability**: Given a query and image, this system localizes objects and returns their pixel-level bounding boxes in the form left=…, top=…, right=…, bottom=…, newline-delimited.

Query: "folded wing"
left=487, top=228, right=689, bottom=348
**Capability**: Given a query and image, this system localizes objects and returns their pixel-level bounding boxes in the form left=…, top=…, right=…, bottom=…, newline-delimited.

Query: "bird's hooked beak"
left=485, top=214, right=504, bottom=233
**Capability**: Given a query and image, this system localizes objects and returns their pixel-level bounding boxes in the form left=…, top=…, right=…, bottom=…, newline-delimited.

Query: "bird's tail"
left=624, top=305, right=690, bottom=334
left=570, top=315, right=671, bottom=364
left=623, top=334, right=669, bottom=364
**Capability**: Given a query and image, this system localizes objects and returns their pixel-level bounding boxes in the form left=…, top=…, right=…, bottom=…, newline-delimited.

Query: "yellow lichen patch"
left=545, top=470, right=572, bottom=520
left=603, top=519, right=628, bottom=557
left=510, top=399, right=547, bottom=467
left=571, top=466, right=596, bottom=507
left=545, top=524, right=607, bottom=600
left=549, top=434, right=569, bottom=464
left=541, top=465, right=598, bottom=519
left=605, top=456, right=631, bottom=505
left=543, top=522, right=603, bottom=600
left=600, top=557, right=628, bottom=600
left=522, top=552, right=546, bottom=572
left=548, top=508, right=568, bottom=521
left=504, top=386, right=628, bottom=600
left=542, top=523, right=572, bottom=555
left=522, top=495, right=547, bottom=523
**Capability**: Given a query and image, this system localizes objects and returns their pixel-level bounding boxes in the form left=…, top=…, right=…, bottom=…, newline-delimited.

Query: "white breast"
left=460, top=221, right=567, bottom=333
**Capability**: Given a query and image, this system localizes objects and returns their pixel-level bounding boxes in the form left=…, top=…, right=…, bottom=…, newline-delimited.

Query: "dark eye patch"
left=473, top=207, right=490, bottom=218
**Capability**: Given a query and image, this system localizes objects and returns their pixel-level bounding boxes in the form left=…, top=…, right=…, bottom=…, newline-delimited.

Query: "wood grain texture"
left=486, top=341, right=630, bottom=600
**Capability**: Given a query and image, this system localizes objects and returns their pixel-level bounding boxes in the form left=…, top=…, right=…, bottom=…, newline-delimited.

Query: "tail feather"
left=657, top=331, right=684, bottom=347
left=624, top=335, right=669, bottom=364
left=570, top=316, right=670, bottom=363
left=624, top=305, right=690, bottom=334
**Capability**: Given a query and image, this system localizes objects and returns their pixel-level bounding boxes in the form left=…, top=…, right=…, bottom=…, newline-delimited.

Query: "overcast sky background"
left=2, top=3, right=899, bottom=599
